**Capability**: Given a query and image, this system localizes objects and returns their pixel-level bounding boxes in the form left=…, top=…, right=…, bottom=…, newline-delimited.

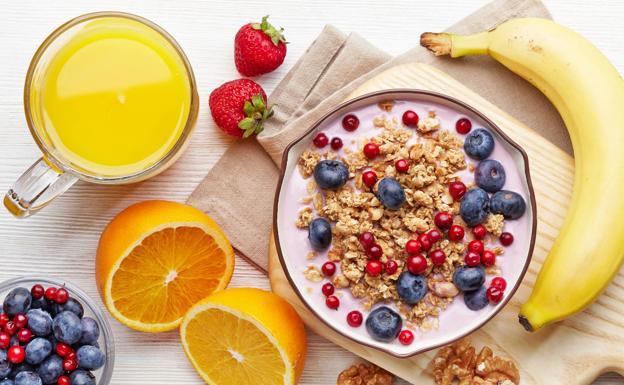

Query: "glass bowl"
left=0, top=276, right=115, bottom=384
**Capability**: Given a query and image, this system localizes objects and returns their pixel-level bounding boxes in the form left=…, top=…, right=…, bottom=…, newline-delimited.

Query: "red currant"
left=63, top=357, right=78, bottom=372
left=363, top=142, right=380, bottom=159
left=490, top=277, right=507, bottom=291
left=427, top=229, right=442, bottom=244
left=13, top=314, right=28, bottom=329
left=398, top=329, right=414, bottom=345
left=395, top=159, right=409, bottom=173
left=4, top=322, right=17, bottom=336
left=405, top=239, right=421, bottom=254
left=313, top=132, right=329, bottom=148
left=44, top=287, right=57, bottom=301
left=342, top=114, right=359, bottom=131
left=346, top=311, right=363, bottom=327
left=448, top=225, right=465, bottom=242
left=58, top=376, right=71, bottom=385
left=468, top=239, right=484, bottom=255
left=66, top=351, right=77, bottom=361
left=429, top=249, right=447, bottom=265
left=486, top=286, right=504, bottom=304
left=362, top=170, right=378, bottom=188
left=472, top=225, right=487, bottom=240
left=418, top=233, right=432, bottom=251
left=326, top=295, right=340, bottom=309
left=7, top=345, right=25, bottom=364
left=366, top=260, right=383, bottom=277
left=359, top=232, right=375, bottom=249
left=56, top=342, right=73, bottom=358
left=402, top=110, right=419, bottom=127
left=321, top=262, right=336, bottom=277
left=434, top=212, right=453, bottom=230
left=464, top=251, right=481, bottom=267
left=0, top=333, right=9, bottom=349
left=0, top=314, right=8, bottom=328
left=385, top=260, right=398, bottom=275
left=55, top=288, right=69, bottom=304
left=321, top=283, right=335, bottom=297
left=500, top=232, right=514, bottom=246
left=17, top=328, right=32, bottom=343
left=366, top=244, right=383, bottom=260
left=407, top=254, right=428, bottom=275
left=449, top=181, right=467, bottom=201
left=455, top=118, right=472, bottom=134
left=31, top=284, right=45, bottom=300
left=482, top=250, right=496, bottom=267
left=330, top=137, right=343, bottom=150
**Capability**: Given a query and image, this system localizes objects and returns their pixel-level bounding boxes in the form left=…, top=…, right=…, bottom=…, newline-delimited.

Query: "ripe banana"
left=420, top=18, right=624, bottom=331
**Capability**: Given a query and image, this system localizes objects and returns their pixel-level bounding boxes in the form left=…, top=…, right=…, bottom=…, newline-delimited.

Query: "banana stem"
left=420, top=31, right=490, bottom=58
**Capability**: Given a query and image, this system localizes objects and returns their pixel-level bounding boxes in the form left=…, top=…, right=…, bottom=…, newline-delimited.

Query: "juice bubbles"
left=33, top=16, right=193, bottom=177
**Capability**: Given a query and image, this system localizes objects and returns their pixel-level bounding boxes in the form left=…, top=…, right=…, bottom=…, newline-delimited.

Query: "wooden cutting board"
left=268, top=63, right=624, bottom=384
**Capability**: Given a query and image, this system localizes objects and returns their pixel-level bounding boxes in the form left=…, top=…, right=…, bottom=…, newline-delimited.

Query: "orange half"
left=96, top=200, right=234, bottom=332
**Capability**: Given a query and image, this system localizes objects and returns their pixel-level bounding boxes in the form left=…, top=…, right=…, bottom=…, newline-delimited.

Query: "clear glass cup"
left=4, top=12, right=199, bottom=218
left=0, top=276, right=115, bottom=384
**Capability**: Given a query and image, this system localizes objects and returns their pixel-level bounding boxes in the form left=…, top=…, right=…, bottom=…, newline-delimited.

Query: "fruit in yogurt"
left=460, top=188, right=490, bottom=226
left=474, top=160, right=506, bottom=193
left=342, top=114, right=359, bottom=131
left=365, top=307, right=402, bottom=342
left=490, top=190, right=526, bottom=219
left=464, top=286, right=489, bottom=311
left=308, top=218, right=332, bottom=250
left=234, top=16, right=287, bottom=76
left=396, top=272, right=428, bottom=304
left=313, top=160, right=349, bottom=190
left=453, top=266, right=486, bottom=292
left=463, top=129, right=494, bottom=160
left=376, top=178, right=406, bottom=210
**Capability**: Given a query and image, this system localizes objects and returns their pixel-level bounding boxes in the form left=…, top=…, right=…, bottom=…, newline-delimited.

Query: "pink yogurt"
left=277, top=97, right=533, bottom=355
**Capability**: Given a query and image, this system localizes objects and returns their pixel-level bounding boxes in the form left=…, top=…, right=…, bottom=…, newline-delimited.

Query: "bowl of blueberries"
left=0, top=277, right=114, bottom=385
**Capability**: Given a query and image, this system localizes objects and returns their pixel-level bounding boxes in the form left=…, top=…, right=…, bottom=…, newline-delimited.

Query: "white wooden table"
left=1, top=1, right=622, bottom=384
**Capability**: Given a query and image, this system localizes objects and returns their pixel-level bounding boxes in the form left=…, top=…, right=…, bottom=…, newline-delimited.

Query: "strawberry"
left=209, top=79, right=273, bottom=138
left=235, top=15, right=287, bottom=76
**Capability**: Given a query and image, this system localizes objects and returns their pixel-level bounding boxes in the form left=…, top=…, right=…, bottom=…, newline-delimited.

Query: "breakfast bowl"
left=273, top=89, right=536, bottom=357
left=0, top=276, right=115, bottom=384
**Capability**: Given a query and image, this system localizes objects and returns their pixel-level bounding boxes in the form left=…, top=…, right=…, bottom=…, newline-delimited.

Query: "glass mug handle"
left=4, top=158, right=78, bottom=218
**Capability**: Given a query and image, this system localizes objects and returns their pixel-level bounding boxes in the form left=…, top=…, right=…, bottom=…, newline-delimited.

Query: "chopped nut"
left=333, top=275, right=350, bottom=288
left=305, top=251, right=317, bottom=260
left=303, top=265, right=324, bottom=282
left=432, top=282, right=459, bottom=298
left=296, top=207, right=313, bottom=229
left=337, top=363, right=394, bottom=385
left=377, top=100, right=394, bottom=112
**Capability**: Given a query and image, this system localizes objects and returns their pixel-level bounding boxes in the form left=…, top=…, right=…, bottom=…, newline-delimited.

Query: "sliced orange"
left=180, top=288, right=307, bottom=385
left=96, top=200, right=234, bottom=332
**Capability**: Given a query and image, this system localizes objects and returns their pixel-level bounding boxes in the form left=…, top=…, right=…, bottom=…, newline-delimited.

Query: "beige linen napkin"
left=188, top=0, right=566, bottom=272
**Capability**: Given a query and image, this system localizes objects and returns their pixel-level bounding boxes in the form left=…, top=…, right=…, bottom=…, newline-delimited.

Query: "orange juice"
left=34, top=16, right=193, bottom=177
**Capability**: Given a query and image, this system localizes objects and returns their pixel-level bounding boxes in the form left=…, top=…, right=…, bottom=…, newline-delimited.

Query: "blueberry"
left=52, top=312, right=82, bottom=345
left=490, top=190, right=526, bottom=219
left=78, top=318, right=99, bottom=346
left=396, top=272, right=428, bottom=304
left=69, top=370, right=95, bottom=385
left=9, top=337, right=19, bottom=347
left=25, top=338, right=52, bottom=365
left=14, top=372, right=41, bottom=385
left=460, top=188, right=490, bottom=226
left=76, top=346, right=105, bottom=371
left=464, top=286, right=489, bottom=311
left=53, top=298, right=83, bottom=319
left=308, top=218, right=332, bottom=250
left=28, top=299, right=47, bottom=313
left=8, top=363, right=32, bottom=380
left=376, top=178, right=406, bottom=210
left=464, top=128, right=494, bottom=160
left=313, top=160, right=349, bottom=190
left=36, top=355, right=62, bottom=384
left=26, top=310, right=52, bottom=337
left=453, top=266, right=486, bottom=292
left=365, top=306, right=402, bottom=342
left=0, top=379, right=13, bottom=385
left=3, top=288, right=32, bottom=318
left=475, top=160, right=506, bottom=193
left=0, top=349, right=12, bottom=379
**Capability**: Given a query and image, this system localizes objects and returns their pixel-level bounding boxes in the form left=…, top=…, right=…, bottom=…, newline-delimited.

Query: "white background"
left=1, top=1, right=622, bottom=384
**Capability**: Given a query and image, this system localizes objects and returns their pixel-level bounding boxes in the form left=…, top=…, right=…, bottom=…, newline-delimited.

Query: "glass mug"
left=4, top=12, right=199, bottom=217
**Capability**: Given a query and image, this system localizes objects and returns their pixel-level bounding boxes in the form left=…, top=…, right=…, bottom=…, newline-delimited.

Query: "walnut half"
left=337, top=363, right=394, bottom=385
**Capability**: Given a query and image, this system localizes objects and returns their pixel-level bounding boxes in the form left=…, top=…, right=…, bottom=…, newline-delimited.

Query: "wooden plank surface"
left=1, top=1, right=622, bottom=384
